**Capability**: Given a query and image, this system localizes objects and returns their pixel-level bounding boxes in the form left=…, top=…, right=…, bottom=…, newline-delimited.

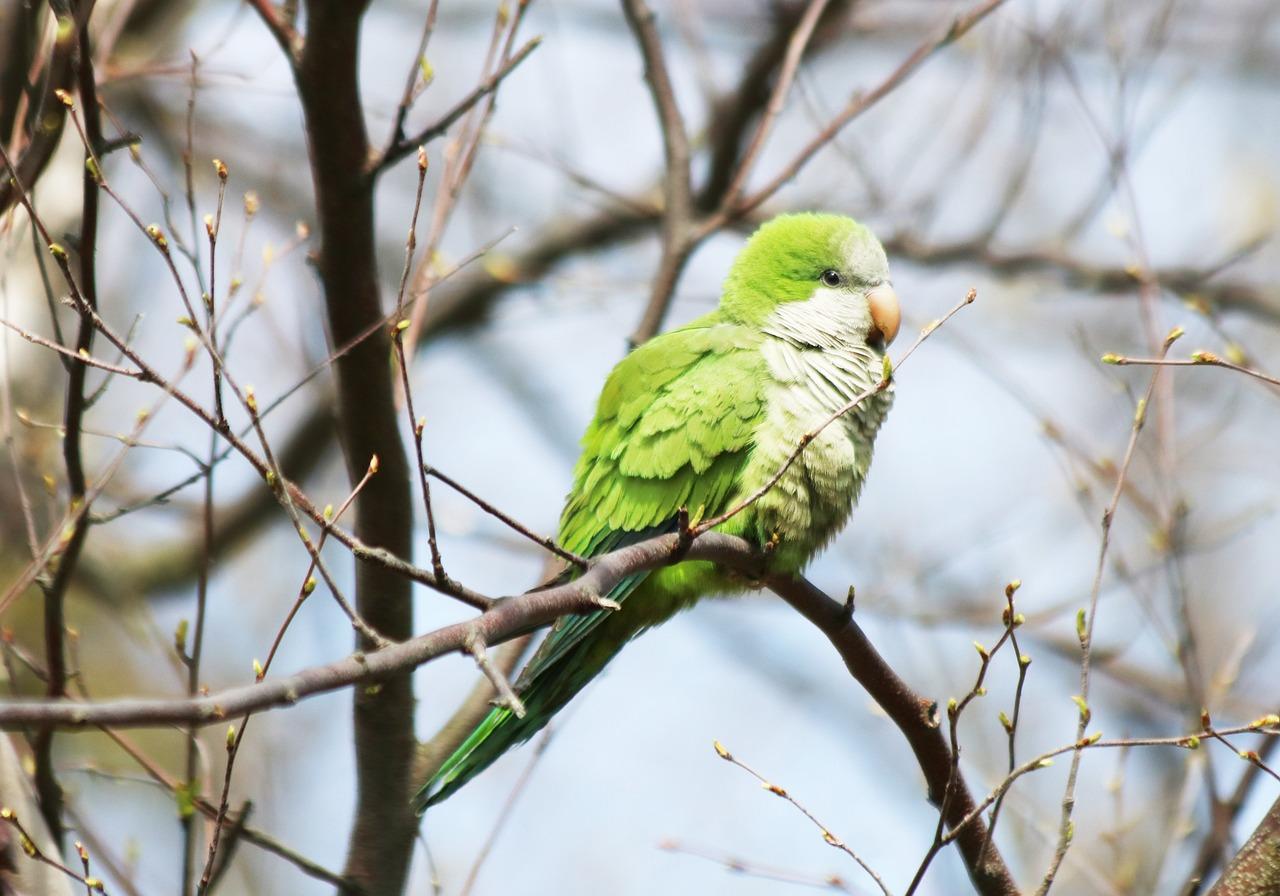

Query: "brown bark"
left=1208, top=795, right=1280, bottom=896
left=296, top=3, right=417, bottom=893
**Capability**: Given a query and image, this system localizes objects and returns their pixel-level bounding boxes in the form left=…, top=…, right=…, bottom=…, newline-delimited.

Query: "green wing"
left=564, top=315, right=766, bottom=551
left=518, top=316, right=766, bottom=684
left=417, top=317, right=766, bottom=810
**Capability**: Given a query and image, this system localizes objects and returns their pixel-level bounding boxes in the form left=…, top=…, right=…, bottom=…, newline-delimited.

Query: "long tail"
left=414, top=558, right=663, bottom=811
left=414, top=624, right=626, bottom=812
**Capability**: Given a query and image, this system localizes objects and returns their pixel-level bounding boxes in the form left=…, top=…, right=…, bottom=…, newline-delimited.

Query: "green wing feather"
left=416, top=316, right=766, bottom=811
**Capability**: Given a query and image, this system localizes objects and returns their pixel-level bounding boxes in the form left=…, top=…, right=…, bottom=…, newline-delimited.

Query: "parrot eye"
left=820, top=270, right=843, bottom=287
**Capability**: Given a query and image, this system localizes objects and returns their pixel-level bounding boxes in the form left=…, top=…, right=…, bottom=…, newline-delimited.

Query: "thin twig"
left=244, top=0, right=299, bottom=62
left=0, top=809, right=106, bottom=892
left=384, top=0, right=441, bottom=150
left=1102, top=352, right=1280, bottom=391
left=96, top=727, right=356, bottom=891
left=425, top=464, right=587, bottom=569
left=720, top=0, right=1011, bottom=224
left=1036, top=327, right=1183, bottom=895
left=463, top=629, right=525, bottom=719
left=621, top=0, right=695, bottom=345
left=458, top=728, right=556, bottom=896
left=712, top=741, right=891, bottom=896
left=716, top=0, right=834, bottom=211
left=659, top=840, right=856, bottom=893
left=392, top=149, right=448, bottom=582
left=372, top=36, right=542, bottom=178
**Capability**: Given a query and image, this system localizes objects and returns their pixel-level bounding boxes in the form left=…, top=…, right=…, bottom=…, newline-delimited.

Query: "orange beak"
left=867, top=283, right=901, bottom=347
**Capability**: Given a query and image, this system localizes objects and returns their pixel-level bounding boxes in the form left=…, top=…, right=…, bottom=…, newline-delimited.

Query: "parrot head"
left=721, top=213, right=900, bottom=350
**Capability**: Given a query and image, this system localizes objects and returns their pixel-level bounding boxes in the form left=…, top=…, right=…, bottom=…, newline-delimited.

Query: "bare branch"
left=1102, top=352, right=1280, bottom=392
left=723, top=0, right=1011, bottom=223
left=712, top=741, right=890, bottom=896
left=1037, top=327, right=1183, bottom=894
left=765, top=572, right=1019, bottom=896
left=245, top=0, right=300, bottom=63
left=621, top=0, right=694, bottom=345
left=715, top=0, right=835, bottom=211
left=372, top=36, right=542, bottom=179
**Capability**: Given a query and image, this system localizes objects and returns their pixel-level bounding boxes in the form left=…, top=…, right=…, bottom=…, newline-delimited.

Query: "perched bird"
left=416, top=212, right=900, bottom=810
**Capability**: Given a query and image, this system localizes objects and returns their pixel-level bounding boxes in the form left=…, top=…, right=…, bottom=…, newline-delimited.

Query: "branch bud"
left=1071, top=695, right=1091, bottom=725
left=145, top=223, right=168, bottom=251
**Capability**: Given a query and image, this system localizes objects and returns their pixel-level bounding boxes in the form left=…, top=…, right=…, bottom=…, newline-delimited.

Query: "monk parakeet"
left=416, top=212, right=900, bottom=810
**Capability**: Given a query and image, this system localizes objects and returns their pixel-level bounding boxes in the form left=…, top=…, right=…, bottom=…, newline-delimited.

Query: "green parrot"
left=416, top=212, right=901, bottom=811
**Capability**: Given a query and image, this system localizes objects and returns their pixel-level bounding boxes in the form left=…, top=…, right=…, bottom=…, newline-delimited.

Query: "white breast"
left=733, top=290, right=893, bottom=567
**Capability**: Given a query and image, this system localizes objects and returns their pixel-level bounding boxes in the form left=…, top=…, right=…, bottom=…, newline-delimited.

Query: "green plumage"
left=417, top=213, right=896, bottom=811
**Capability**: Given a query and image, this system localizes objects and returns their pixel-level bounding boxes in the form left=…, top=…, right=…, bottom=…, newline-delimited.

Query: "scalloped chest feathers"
left=736, top=291, right=893, bottom=567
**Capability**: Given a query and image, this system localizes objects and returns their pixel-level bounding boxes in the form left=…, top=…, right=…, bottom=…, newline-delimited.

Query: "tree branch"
left=1207, top=794, right=1280, bottom=896
left=371, top=35, right=542, bottom=179
left=245, top=0, right=300, bottom=63
left=621, top=0, right=694, bottom=346
left=0, top=530, right=1018, bottom=893
left=293, top=1, right=416, bottom=892
left=723, top=0, right=1011, bottom=223
left=32, top=2, right=104, bottom=850
left=0, top=5, right=76, bottom=216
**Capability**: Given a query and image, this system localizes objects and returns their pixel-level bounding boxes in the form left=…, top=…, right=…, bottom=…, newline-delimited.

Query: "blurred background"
left=2, top=0, right=1279, bottom=893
